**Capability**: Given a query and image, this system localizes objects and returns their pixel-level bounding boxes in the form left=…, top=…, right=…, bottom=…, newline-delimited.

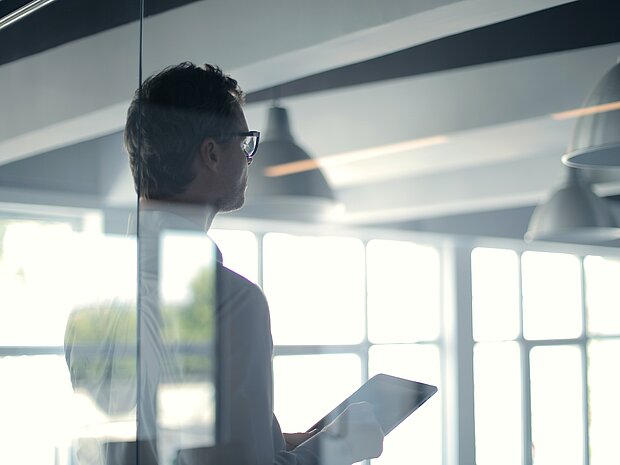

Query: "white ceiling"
left=1, top=0, right=619, bottom=231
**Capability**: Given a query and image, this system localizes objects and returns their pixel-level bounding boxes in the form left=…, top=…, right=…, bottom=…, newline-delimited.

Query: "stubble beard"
left=218, top=186, right=246, bottom=213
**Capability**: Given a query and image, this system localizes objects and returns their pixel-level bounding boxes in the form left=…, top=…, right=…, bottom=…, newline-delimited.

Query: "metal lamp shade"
left=242, top=106, right=340, bottom=221
left=562, top=62, right=620, bottom=168
left=525, top=169, right=620, bottom=243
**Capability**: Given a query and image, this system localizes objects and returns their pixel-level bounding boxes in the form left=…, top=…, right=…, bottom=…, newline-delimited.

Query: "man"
left=123, top=62, right=384, bottom=465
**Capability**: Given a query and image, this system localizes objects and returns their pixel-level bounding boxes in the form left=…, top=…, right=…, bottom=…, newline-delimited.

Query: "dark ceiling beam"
left=0, top=0, right=200, bottom=66
left=246, top=0, right=620, bottom=104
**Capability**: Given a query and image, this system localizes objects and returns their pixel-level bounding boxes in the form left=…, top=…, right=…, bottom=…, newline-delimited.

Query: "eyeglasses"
left=233, top=130, right=260, bottom=165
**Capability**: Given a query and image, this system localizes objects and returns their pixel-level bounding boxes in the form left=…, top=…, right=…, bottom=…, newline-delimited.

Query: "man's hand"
left=321, top=402, right=384, bottom=463
left=284, top=430, right=318, bottom=451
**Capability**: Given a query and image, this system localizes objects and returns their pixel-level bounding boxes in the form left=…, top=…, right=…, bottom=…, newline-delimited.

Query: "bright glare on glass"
left=367, top=240, right=440, bottom=343
left=530, top=346, right=583, bottom=465
left=159, top=232, right=217, bottom=462
left=584, top=255, right=620, bottom=336
left=0, top=356, right=75, bottom=465
left=522, top=252, right=582, bottom=340
left=273, top=354, right=362, bottom=433
left=471, top=248, right=520, bottom=342
left=368, top=344, right=441, bottom=465
left=474, top=342, right=522, bottom=465
left=588, top=340, right=620, bottom=465
left=157, top=383, right=215, bottom=464
left=0, top=221, right=136, bottom=346
left=208, top=229, right=259, bottom=284
left=161, top=232, right=216, bottom=306
left=263, top=233, right=365, bottom=345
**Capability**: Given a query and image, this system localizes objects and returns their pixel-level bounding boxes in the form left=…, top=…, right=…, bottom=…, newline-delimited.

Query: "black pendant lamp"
left=242, top=104, right=339, bottom=221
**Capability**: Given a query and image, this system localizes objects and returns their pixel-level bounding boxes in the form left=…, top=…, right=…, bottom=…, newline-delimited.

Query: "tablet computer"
left=307, top=373, right=437, bottom=435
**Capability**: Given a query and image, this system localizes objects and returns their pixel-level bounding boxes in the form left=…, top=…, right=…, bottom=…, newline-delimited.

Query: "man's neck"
left=139, top=198, right=217, bottom=232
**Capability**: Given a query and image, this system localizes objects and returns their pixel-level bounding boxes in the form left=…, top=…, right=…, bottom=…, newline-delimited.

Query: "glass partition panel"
left=139, top=1, right=451, bottom=463
left=63, top=232, right=138, bottom=464
left=155, top=229, right=217, bottom=465
left=0, top=1, right=142, bottom=464
left=13, top=0, right=619, bottom=463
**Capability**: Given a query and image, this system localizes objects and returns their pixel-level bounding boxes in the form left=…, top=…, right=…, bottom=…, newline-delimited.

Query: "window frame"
left=0, top=208, right=100, bottom=358
left=6, top=207, right=620, bottom=465
left=469, top=239, right=620, bottom=465
left=213, top=218, right=446, bottom=464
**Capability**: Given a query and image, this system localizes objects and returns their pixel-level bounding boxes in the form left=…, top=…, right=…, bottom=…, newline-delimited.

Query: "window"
left=367, top=240, right=440, bottom=343
left=0, top=355, right=74, bottom=465
left=584, top=256, right=620, bottom=465
left=263, top=233, right=365, bottom=346
left=369, top=344, right=442, bottom=465
left=530, top=345, right=583, bottom=465
left=208, top=229, right=259, bottom=284
left=273, top=354, right=362, bottom=432
left=0, top=218, right=138, bottom=465
left=521, top=252, right=582, bottom=340
left=211, top=230, right=443, bottom=463
left=472, top=248, right=620, bottom=465
left=8, top=219, right=619, bottom=465
left=229, top=233, right=444, bottom=465
left=584, top=255, right=620, bottom=335
left=473, top=342, right=522, bottom=465
left=471, top=247, right=519, bottom=342
left=365, top=239, right=442, bottom=465
left=587, top=339, right=620, bottom=465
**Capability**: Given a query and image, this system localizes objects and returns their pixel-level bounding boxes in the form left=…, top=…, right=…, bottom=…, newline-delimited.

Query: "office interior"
left=1, top=0, right=620, bottom=464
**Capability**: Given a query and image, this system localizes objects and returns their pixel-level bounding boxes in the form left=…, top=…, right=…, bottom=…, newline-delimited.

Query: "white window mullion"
left=361, top=238, right=370, bottom=384
left=518, top=252, right=533, bottom=465
left=441, top=240, right=476, bottom=465
left=579, top=257, right=591, bottom=465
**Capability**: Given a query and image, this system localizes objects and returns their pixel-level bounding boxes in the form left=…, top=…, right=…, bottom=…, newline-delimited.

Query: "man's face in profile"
left=215, top=105, right=251, bottom=213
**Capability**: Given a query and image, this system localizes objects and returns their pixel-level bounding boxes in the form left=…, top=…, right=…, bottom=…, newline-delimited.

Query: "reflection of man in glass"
left=123, top=62, right=384, bottom=465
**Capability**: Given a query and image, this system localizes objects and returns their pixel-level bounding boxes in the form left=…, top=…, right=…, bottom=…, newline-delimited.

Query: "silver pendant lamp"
left=242, top=104, right=339, bottom=221
left=562, top=60, right=620, bottom=168
left=525, top=167, right=620, bottom=243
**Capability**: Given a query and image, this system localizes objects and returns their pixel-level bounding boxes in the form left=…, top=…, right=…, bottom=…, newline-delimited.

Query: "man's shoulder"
left=217, top=262, right=258, bottom=288
left=216, top=264, right=272, bottom=336
left=216, top=263, right=267, bottom=305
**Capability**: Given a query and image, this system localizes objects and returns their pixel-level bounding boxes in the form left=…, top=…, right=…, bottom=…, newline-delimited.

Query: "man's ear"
left=198, top=137, right=220, bottom=172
